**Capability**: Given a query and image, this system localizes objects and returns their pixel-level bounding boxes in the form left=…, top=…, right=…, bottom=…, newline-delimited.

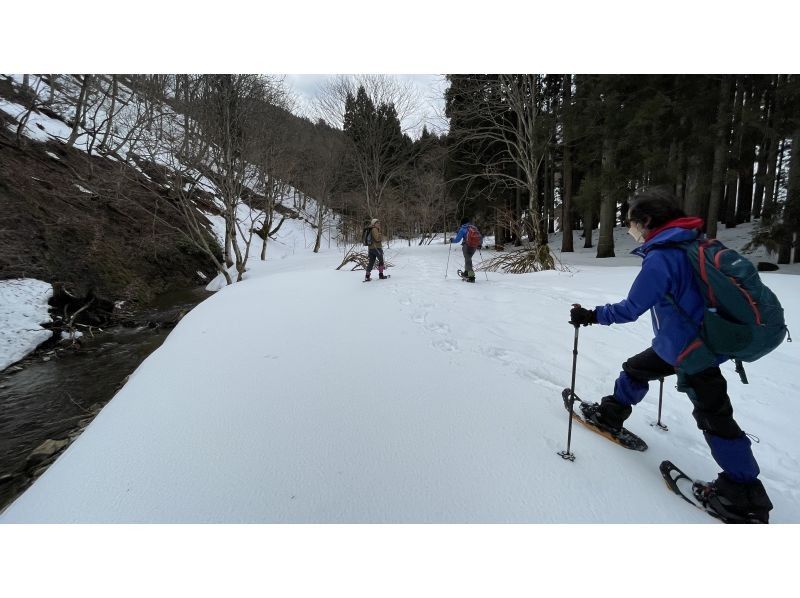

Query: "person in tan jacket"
left=364, top=218, right=387, bottom=281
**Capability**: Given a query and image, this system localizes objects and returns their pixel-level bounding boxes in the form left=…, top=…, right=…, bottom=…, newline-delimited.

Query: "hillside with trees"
left=2, top=73, right=798, bottom=313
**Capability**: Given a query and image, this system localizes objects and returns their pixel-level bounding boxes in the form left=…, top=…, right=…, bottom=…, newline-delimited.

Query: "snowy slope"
left=0, top=279, right=53, bottom=371
left=0, top=75, right=333, bottom=369
left=2, top=220, right=798, bottom=523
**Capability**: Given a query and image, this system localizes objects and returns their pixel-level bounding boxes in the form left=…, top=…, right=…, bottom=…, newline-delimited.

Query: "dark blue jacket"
left=452, top=223, right=481, bottom=246
left=594, top=222, right=708, bottom=365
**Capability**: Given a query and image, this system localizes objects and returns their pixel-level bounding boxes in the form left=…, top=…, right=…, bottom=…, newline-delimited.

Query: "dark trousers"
left=462, top=245, right=476, bottom=275
left=612, top=347, right=759, bottom=482
left=366, top=248, right=384, bottom=274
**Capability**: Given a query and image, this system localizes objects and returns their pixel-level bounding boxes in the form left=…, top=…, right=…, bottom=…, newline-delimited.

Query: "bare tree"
left=299, top=125, right=346, bottom=253
left=198, top=75, right=280, bottom=279
left=315, top=75, right=420, bottom=217
left=66, top=75, right=93, bottom=148
left=14, top=75, right=46, bottom=144
left=315, top=74, right=421, bottom=132
left=446, top=74, right=556, bottom=271
left=127, top=78, right=233, bottom=285
left=246, top=93, right=298, bottom=261
left=99, top=75, right=121, bottom=151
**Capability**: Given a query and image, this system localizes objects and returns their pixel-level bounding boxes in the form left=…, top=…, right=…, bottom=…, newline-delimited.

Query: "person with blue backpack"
left=450, top=217, right=482, bottom=283
left=569, top=188, right=779, bottom=523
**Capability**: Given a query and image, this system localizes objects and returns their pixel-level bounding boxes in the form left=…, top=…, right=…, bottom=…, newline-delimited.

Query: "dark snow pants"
left=610, top=347, right=760, bottom=483
left=462, top=245, right=476, bottom=275
left=366, top=248, right=384, bottom=274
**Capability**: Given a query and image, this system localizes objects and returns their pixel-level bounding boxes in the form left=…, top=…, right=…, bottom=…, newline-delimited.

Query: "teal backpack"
left=671, top=238, right=790, bottom=383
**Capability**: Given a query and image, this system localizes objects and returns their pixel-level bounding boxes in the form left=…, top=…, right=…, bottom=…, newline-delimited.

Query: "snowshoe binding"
left=561, top=388, right=647, bottom=451
left=457, top=269, right=476, bottom=283
left=660, top=461, right=770, bottom=523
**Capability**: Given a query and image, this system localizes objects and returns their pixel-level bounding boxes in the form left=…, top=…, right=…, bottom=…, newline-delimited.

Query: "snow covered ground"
left=1, top=218, right=798, bottom=523
left=0, top=278, right=53, bottom=371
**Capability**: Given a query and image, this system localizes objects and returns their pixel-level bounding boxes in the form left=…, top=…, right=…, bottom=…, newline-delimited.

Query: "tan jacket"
left=368, top=226, right=383, bottom=249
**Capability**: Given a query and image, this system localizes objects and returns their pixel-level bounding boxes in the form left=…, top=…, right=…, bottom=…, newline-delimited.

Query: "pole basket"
left=557, top=450, right=575, bottom=462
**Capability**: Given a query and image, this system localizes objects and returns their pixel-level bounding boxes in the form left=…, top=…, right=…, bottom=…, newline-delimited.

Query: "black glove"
left=569, top=304, right=596, bottom=327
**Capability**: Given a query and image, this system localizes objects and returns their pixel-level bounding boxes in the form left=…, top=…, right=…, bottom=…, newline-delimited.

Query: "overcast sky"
left=282, top=74, right=449, bottom=139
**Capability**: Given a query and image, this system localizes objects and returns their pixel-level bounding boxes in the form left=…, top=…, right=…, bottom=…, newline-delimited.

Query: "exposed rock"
left=26, top=438, right=70, bottom=465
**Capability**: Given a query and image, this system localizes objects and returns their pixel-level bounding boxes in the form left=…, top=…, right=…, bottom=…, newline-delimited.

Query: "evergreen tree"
left=342, top=85, right=407, bottom=217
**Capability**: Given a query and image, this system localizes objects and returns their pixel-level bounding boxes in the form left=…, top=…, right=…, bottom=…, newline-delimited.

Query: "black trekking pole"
left=651, top=377, right=668, bottom=431
left=445, top=239, right=452, bottom=278
left=477, top=247, right=489, bottom=281
left=558, top=321, right=581, bottom=462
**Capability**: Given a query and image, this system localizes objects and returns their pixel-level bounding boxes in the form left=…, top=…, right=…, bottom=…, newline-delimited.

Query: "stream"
left=0, top=286, right=211, bottom=511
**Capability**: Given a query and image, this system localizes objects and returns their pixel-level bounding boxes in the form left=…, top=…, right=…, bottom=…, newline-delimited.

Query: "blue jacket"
left=594, top=222, right=707, bottom=365
left=452, top=223, right=481, bottom=245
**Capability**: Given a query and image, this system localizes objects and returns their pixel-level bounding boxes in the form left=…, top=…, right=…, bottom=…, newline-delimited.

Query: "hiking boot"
left=693, top=473, right=773, bottom=523
left=379, top=273, right=388, bottom=279
left=581, top=396, right=632, bottom=434
left=364, top=273, right=371, bottom=281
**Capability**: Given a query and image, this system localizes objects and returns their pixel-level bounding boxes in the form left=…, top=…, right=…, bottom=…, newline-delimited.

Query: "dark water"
left=0, top=286, right=210, bottom=506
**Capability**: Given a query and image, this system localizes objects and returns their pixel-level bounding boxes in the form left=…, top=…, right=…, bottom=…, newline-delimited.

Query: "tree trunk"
left=583, top=206, right=593, bottom=249
left=707, top=76, right=733, bottom=238
left=667, top=138, right=678, bottom=192
left=762, top=76, right=783, bottom=221
left=99, top=75, right=118, bottom=151
left=752, top=80, right=775, bottom=220
left=66, top=75, right=92, bottom=148
left=46, top=75, right=55, bottom=105
left=529, top=162, right=541, bottom=245
left=752, top=140, right=769, bottom=220
left=761, top=132, right=780, bottom=220
left=675, top=143, right=686, bottom=207
left=736, top=111, right=756, bottom=223
left=596, top=139, right=616, bottom=258
left=561, top=74, right=574, bottom=252
left=547, top=151, right=555, bottom=234
left=683, top=153, right=703, bottom=217
left=779, top=128, right=800, bottom=264
left=737, top=81, right=760, bottom=223
left=15, top=77, right=42, bottom=144
left=725, top=77, right=745, bottom=228
left=542, top=152, right=550, bottom=235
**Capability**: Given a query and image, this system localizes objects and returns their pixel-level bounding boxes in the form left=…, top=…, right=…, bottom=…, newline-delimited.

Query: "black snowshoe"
left=457, top=269, right=476, bottom=283
left=660, top=461, right=770, bottom=523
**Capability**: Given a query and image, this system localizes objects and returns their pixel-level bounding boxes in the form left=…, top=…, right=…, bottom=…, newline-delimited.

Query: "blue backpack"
left=671, top=238, right=790, bottom=383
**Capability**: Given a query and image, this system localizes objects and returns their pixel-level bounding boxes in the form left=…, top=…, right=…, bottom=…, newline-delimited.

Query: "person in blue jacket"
left=450, top=217, right=481, bottom=282
left=569, top=188, right=773, bottom=523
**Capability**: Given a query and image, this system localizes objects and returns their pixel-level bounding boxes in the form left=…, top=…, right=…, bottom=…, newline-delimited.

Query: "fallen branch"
left=336, top=245, right=394, bottom=271
left=479, top=246, right=565, bottom=274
